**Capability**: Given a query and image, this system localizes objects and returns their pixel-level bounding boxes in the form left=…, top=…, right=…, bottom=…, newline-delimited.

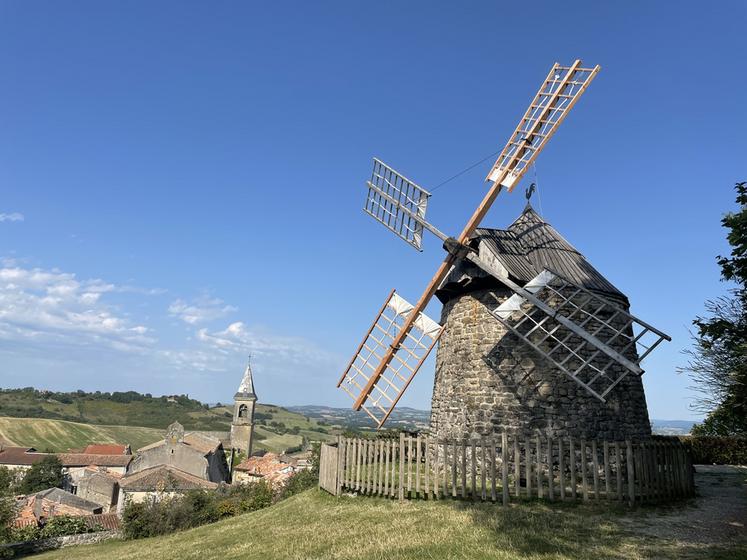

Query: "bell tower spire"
left=230, top=358, right=258, bottom=455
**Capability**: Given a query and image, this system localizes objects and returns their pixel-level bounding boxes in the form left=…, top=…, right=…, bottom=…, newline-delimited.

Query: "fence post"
left=603, top=441, right=611, bottom=500
left=569, top=437, right=577, bottom=500
left=490, top=437, right=497, bottom=502
left=615, top=442, right=622, bottom=502
left=592, top=440, right=600, bottom=501
left=513, top=438, right=520, bottom=498
left=502, top=432, right=509, bottom=506
left=581, top=439, right=588, bottom=501
left=399, top=433, right=405, bottom=501
left=336, top=436, right=344, bottom=496
left=481, top=437, right=487, bottom=501
left=626, top=440, right=635, bottom=507
left=536, top=436, right=543, bottom=500
left=526, top=441, right=532, bottom=499
left=547, top=436, right=554, bottom=502
left=558, top=437, right=565, bottom=501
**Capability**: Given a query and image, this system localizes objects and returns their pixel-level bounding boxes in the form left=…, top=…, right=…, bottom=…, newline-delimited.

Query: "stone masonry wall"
left=429, top=287, right=652, bottom=443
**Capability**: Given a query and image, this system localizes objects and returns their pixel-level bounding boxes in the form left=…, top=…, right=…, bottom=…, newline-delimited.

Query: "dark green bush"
left=680, top=436, right=747, bottom=465
left=121, top=482, right=274, bottom=540
left=278, top=470, right=317, bottom=500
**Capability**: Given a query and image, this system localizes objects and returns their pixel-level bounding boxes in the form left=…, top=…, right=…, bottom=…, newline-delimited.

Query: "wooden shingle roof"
left=438, top=205, right=626, bottom=302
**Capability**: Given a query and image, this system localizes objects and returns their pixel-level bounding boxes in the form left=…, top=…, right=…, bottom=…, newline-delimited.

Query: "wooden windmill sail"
left=337, top=60, right=670, bottom=428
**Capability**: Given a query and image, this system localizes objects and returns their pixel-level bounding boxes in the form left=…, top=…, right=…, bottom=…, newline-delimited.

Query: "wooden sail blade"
left=465, top=252, right=671, bottom=401
left=337, top=290, right=443, bottom=427
left=350, top=60, right=600, bottom=424
left=485, top=60, right=600, bottom=191
left=364, top=158, right=431, bottom=251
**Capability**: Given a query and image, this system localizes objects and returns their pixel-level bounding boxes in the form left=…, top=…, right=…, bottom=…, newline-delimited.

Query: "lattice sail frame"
left=482, top=268, right=670, bottom=401
left=364, top=158, right=431, bottom=251
left=486, top=62, right=599, bottom=190
left=336, top=290, right=443, bottom=427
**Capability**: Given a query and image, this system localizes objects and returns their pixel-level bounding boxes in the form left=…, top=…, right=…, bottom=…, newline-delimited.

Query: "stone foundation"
left=429, top=288, right=652, bottom=443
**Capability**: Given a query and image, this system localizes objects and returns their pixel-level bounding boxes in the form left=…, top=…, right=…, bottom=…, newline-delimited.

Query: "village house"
left=76, top=466, right=123, bottom=512
left=59, top=452, right=132, bottom=493
left=233, top=452, right=296, bottom=487
left=117, top=421, right=229, bottom=509
left=117, top=465, right=219, bottom=511
left=14, top=488, right=103, bottom=526
left=0, top=446, right=48, bottom=472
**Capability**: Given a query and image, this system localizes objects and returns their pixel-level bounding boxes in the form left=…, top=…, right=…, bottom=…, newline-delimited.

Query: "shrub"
left=40, top=515, right=97, bottom=538
left=680, top=436, right=747, bottom=465
left=278, top=470, right=317, bottom=500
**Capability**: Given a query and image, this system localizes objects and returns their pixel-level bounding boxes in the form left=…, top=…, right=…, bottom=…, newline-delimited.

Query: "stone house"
left=14, top=488, right=103, bottom=525
left=127, top=421, right=229, bottom=482
left=117, top=421, right=228, bottom=509
left=59, top=453, right=132, bottom=494
left=117, top=465, right=219, bottom=510
left=76, top=467, right=123, bottom=512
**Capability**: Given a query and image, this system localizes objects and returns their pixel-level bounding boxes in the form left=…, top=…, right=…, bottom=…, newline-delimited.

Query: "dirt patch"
left=621, top=465, right=747, bottom=548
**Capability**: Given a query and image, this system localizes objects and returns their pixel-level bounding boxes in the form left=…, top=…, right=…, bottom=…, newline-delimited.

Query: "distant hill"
left=650, top=419, right=696, bottom=436
left=0, top=387, right=230, bottom=430
left=0, top=417, right=163, bottom=452
left=290, top=405, right=697, bottom=436
left=288, top=405, right=429, bottom=431
left=0, top=388, right=336, bottom=453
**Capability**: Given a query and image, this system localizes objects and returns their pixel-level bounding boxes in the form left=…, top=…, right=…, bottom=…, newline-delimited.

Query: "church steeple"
left=236, top=360, right=256, bottom=398
left=230, top=359, right=258, bottom=455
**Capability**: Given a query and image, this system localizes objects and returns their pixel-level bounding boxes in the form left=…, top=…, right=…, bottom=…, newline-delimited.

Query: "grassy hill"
left=0, top=417, right=163, bottom=452
left=0, top=391, right=336, bottom=453
left=0, top=388, right=231, bottom=431
left=34, top=485, right=746, bottom=560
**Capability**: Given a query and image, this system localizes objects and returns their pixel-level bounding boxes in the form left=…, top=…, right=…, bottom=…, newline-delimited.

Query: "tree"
left=682, top=182, right=747, bottom=436
left=18, top=456, right=64, bottom=494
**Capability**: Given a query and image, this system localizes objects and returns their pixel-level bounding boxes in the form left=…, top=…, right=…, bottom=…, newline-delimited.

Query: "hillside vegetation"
left=35, top=484, right=746, bottom=560
left=0, top=417, right=164, bottom=452
left=0, top=388, right=335, bottom=453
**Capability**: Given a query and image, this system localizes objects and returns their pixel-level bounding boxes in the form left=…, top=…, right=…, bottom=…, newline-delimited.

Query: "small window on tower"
left=238, top=404, right=248, bottom=419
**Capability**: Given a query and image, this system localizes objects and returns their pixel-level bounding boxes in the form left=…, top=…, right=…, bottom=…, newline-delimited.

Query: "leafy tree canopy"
left=18, top=455, right=64, bottom=494
left=685, top=182, right=747, bottom=436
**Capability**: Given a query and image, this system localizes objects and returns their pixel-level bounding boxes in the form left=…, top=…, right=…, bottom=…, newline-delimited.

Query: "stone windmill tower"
left=430, top=201, right=651, bottom=442
left=336, top=60, right=669, bottom=437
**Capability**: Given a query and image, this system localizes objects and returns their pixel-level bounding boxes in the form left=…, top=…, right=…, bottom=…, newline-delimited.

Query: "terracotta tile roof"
left=82, top=444, right=130, bottom=455
left=119, top=465, right=218, bottom=491
left=0, top=447, right=48, bottom=466
left=234, top=452, right=295, bottom=477
left=56, top=453, right=133, bottom=468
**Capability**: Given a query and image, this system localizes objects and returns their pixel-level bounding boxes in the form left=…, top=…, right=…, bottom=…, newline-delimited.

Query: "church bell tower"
left=230, top=360, right=257, bottom=455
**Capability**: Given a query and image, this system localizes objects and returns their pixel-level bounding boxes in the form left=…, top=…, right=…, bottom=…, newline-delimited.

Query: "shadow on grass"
left=447, top=498, right=624, bottom=558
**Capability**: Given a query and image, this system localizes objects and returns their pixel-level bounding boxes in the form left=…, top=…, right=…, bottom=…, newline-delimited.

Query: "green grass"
left=34, top=489, right=745, bottom=560
left=0, top=417, right=164, bottom=452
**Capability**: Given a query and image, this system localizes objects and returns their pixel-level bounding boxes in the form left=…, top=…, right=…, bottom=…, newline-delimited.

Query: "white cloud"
left=161, top=320, right=341, bottom=375
left=0, top=264, right=154, bottom=352
left=0, top=213, right=24, bottom=222
left=168, top=295, right=237, bottom=325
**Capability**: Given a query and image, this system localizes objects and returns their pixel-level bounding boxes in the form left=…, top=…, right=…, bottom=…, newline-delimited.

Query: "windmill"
left=336, top=60, right=670, bottom=433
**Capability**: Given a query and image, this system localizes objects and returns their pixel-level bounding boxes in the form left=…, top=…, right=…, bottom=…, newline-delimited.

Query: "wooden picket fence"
left=319, top=434, right=695, bottom=506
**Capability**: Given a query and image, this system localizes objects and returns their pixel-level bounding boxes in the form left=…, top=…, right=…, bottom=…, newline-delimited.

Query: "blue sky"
left=0, top=1, right=744, bottom=420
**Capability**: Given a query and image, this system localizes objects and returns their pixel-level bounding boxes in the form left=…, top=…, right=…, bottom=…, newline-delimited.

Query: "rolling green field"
left=0, top=417, right=164, bottom=452
left=0, top=402, right=335, bottom=454
left=35, top=484, right=747, bottom=560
